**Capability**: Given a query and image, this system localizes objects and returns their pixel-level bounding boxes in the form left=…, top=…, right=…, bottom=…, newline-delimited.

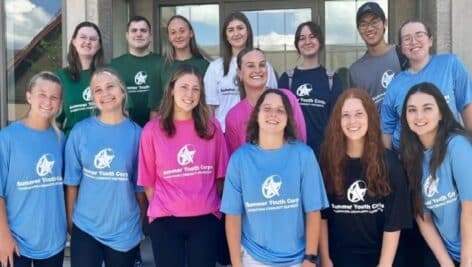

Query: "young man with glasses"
left=349, top=2, right=408, bottom=109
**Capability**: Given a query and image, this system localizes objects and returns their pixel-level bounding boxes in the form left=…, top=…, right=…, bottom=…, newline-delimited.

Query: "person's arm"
left=461, top=104, right=472, bottom=131
left=226, top=214, right=243, bottom=267
left=461, top=200, right=472, bottom=266
left=208, top=105, right=217, bottom=116
left=66, top=186, right=78, bottom=233
left=136, top=192, right=148, bottom=220
left=319, top=219, right=333, bottom=267
left=377, top=231, right=400, bottom=267
left=416, top=214, right=455, bottom=267
left=0, top=198, right=19, bottom=267
left=382, top=134, right=392, bottom=150
left=302, top=211, right=321, bottom=267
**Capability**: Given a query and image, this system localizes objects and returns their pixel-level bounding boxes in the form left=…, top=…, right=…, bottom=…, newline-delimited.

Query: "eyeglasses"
left=78, top=35, right=99, bottom=42
left=358, top=18, right=382, bottom=31
left=401, top=31, right=429, bottom=45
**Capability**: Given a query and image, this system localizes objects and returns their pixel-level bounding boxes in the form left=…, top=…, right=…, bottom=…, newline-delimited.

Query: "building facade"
left=1, top=0, right=471, bottom=128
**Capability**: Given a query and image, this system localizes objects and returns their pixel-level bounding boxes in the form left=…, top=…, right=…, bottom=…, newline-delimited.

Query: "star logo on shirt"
left=36, top=154, right=55, bottom=177
left=94, top=148, right=115, bottom=169
left=261, top=175, right=283, bottom=199
left=82, top=86, right=92, bottom=101
left=296, top=83, right=313, bottom=97
left=424, top=175, right=440, bottom=198
left=134, top=71, right=148, bottom=85
left=177, top=144, right=196, bottom=166
left=381, top=70, right=395, bottom=89
left=347, top=180, right=367, bottom=203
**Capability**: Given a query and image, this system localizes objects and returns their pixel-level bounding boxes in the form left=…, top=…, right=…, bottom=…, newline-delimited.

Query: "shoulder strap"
left=326, top=69, right=335, bottom=91
left=395, top=45, right=410, bottom=71
left=286, top=68, right=295, bottom=90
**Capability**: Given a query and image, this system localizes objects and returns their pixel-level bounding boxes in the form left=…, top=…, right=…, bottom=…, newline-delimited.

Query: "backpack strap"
left=286, top=68, right=295, bottom=90
left=326, top=69, right=335, bottom=91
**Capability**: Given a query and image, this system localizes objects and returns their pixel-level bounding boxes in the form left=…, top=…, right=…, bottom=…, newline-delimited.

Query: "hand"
left=0, top=230, right=19, bottom=267
left=302, top=259, right=317, bottom=267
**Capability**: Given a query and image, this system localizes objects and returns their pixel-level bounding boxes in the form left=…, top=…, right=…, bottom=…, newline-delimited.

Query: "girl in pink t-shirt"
left=138, top=65, right=228, bottom=267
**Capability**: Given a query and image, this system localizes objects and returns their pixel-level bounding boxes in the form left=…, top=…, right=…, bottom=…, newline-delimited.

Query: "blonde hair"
left=90, top=67, right=128, bottom=116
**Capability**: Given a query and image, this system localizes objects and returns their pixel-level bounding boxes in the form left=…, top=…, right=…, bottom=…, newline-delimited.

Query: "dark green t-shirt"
left=56, top=69, right=95, bottom=135
left=151, top=57, right=209, bottom=110
left=110, top=52, right=162, bottom=127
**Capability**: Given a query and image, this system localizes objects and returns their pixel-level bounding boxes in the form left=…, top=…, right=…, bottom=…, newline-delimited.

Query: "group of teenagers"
left=1, top=1, right=472, bottom=267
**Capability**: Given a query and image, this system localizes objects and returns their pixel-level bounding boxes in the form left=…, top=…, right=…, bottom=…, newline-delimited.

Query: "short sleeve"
left=137, top=122, right=157, bottom=187
left=383, top=151, right=413, bottom=231
left=449, top=136, right=472, bottom=200
left=300, top=147, right=329, bottom=212
left=278, top=72, right=289, bottom=89
left=266, top=62, right=278, bottom=88
left=204, top=60, right=222, bottom=106
left=220, top=153, right=244, bottom=214
left=450, top=55, right=472, bottom=112
left=0, top=132, right=10, bottom=197
left=64, top=127, right=84, bottom=186
left=131, top=126, right=144, bottom=193
left=329, top=74, right=344, bottom=112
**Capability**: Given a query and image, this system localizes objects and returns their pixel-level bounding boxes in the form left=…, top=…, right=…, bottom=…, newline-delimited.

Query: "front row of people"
left=1, top=65, right=471, bottom=267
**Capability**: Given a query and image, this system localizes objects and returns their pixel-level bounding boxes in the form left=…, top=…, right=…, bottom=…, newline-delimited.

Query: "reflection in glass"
left=160, top=5, right=219, bottom=59
left=5, top=0, right=62, bottom=123
left=243, top=9, right=311, bottom=76
left=325, top=0, right=388, bottom=85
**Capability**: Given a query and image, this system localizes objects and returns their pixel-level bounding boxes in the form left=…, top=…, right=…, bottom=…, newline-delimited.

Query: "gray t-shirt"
left=349, top=46, right=401, bottom=108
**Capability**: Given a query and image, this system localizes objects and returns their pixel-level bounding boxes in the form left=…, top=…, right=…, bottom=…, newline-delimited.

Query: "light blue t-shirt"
left=221, top=141, right=329, bottom=265
left=64, top=116, right=142, bottom=251
left=0, top=121, right=66, bottom=259
left=381, top=54, right=472, bottom=149
left=421, top=135, right=472, bottom=261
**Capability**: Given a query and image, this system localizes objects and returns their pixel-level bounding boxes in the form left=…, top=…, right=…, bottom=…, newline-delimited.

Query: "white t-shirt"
left=204, top=57, right=278, bottom=131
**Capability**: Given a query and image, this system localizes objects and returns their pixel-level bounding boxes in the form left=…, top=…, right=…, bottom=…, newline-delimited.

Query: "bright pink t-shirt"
left=225, top=88, right=307, bottom=154
left=138, top=117, right=228, bottom=221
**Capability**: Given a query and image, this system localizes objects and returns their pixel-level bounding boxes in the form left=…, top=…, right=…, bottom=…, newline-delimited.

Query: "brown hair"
left=320, top=88, right=390, bottom=197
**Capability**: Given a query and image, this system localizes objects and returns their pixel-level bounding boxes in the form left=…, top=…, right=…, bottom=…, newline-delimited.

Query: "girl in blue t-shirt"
left=278, top=21, right=343, bottom=158
left=0, top=72, right=66, bottom=267
left=400, top=82, right=472, bottom=266
left=221, top=89, right=328, bottom=267
left=64, top=68, right=144, bottom=267
left=319, top=88, right=411, bottom=267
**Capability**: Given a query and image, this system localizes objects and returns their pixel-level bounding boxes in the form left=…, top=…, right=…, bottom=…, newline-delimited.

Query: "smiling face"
left=126, top=20, right=152, bottom=52
left=167, top=17, right=193, bottom=51
left=341, top=98, right=368, bottom=144
left=400, top=22, right=432, bottom=65
left=297, top=25, right=320, bottom=57
left=72, top=26, right=101, bottom=58
left=27, top=79, right=62, bottom=121
left=172, top=73, right=201, bottom=119
left=406, top=92, right=441, bottom=147
left=90, top=73, right=125, bottom=114
left=238, top=50, right=268, bottom=91
left=226, top=19, right=248, bottom=53
left=357, top=13, right=386, bottom=48
left=257, top=92, right=288, bottom=136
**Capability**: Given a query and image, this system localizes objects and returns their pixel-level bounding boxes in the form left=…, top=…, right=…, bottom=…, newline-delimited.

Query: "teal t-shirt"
left=56, top=69, right=95, bottom=135
left=110, top=52, right=162, bottom=127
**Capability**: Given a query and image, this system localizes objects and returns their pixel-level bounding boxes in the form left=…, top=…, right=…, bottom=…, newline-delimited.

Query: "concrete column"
left=0, top=1, right=7, bottom=128
left=451, top=0, right=472, bottom=71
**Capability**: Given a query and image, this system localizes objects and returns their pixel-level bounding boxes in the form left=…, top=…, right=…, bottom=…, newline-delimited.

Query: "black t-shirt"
left=322, top=150, right=412, bottom=255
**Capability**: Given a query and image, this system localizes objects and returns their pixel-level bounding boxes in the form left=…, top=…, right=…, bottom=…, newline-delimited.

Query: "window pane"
left=160, top=4, right=219, bottom=59
left=325, top=0, right=388, bottom=85
left=5, top=0, right=62, bottom=123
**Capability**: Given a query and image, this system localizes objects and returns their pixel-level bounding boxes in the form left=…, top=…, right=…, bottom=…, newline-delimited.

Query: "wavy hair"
left=66, top=21, right=105, bottom=82
left=158, top=64, right=214, bottom=139
left=320, top=88, right=390, bottom=197
left=399, top=82, right=468, bottom=217
left=221, top=12, right=254, bottom=76
left=246, top=89, right=298, bottom=144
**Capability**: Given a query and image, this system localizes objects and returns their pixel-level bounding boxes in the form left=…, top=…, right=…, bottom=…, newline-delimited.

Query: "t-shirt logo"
left=296, top=83, right=313, bottom=97
left=177, top=144, right=196, bottom=166
left=261, top=175, right=282, bottom=199
left=347, top=180, right=367, bottom=203
left=82, top=86, right=92, bottom=101
left=36, top=154, right=55, bottom=177
left=381, top=70, right=395, bottom=89
left=94, top=148, right=115, bottom=169
left=134, top=71, right=148, bottom=85
left=424, top=175, right=439, bottom=197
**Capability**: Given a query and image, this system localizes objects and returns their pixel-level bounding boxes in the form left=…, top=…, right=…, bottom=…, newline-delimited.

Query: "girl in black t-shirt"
left=319, top=88, right=412, bottom=267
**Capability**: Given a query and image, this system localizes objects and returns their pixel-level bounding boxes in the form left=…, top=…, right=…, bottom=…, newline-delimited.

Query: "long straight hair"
left=320, top=88, right=390, bottom=198
left=90, top=68, right=128, bottom=116
left=158, top=64, right=214, bottom=139
left=221, top=12, right=254, bottom=76
left=235, top=47, right=265, bottom=100
left=400, top=82, right=468, bottom=217
left=66, top=21, right=105, bottom=81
